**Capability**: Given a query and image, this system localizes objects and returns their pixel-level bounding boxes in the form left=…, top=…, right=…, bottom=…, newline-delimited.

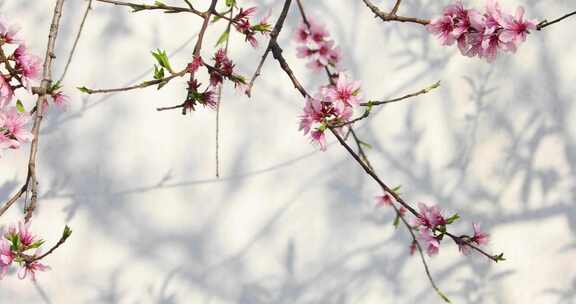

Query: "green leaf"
left=225, top=0, right=235, bottom=7
left=77, top=86, right=91, bottom=94
left=251, top=23, right=272, bottom=33
left=63, top=225, right=73, bottom=239
left=494, top=253, right=506, bottom=262
left=358, top=140, right=372, bottom=150
left=391, top=185, right=402, bottom=194
left=424, top=80, right=441, bottom=93
left=154, top=1, right=166, bottom=6
left=211, top=15, right=223, bottom=23
left=151, top=49, right=172, bottom=71
left=129, top=4, right=145, bottom=12
left=28, top=239, right=45, bottom=249
left=10, top=235, right=19, bottom=251
left=215, top=29, right=230, bottom=47
left=445, top=214, right=460, bottom=225
left=16, top=100, right=25, bottom=113
left=50, top=81, right=62, bottom=92
left=393, top=214, right=400, bottom=228
left=153, top=64, right=165, bottom=80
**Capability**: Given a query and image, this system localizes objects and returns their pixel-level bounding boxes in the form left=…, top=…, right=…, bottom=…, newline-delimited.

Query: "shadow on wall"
left=1, top=0, right=575, bottom=303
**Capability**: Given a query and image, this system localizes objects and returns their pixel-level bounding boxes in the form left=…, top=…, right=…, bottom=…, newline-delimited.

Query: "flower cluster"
left=152, top=47, right=247, bottom=114
left=0, top=18, right=40, bottom=154
left=182, top=49, right=247, bottom=114
left=294, top=18, right=341, bottom=71
left=1, top=222, right=50, bottom=281
left=412, top=203, right=447, bottom=256
left=410, top=203, right=489, bottom=257
left=299, top=73, right=361, bottom=150
left=428, top=0, right=537, bottom=62
left=232, top=7, right=272, bottom=48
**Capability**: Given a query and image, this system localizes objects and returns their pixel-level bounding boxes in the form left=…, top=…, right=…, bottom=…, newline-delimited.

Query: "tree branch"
left=57, top=0, right=93, bottom=84
left=537, top=10, right=576, bottom=30
left=246, top=0, right=293, bottom=97
left=361, top=0, right=430, bottom=25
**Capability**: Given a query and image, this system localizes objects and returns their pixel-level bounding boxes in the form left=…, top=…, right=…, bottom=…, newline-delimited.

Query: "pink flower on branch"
left=298, top=73, right=361, bottom=151
left=293, top=18, right=341, bottom=71
left=412, top=203, right=446, bottom=230
left=324, top=73, right=362, bottom=107
left=458, top=223, right=489, bottom=255
left=14, top=44, right=41, bottom=87
left=419, top=228, right=440, bottom=257
left=18, top=260, right=50, bottom=281
left=428, top=1, right=537, bottom=62
left=0, top=17, right=20, bottom=44
left=0, top=107, right=33, bottom=150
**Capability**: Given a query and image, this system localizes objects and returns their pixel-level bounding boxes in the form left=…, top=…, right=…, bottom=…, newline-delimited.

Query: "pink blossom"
left=472, top=223, right=489, bottom=246
left=0, top=241, right=14, bottom=278
left=458, top=223, right=489, bottom=255
left=298, top=92, right=352, bottom=151
left=325, top=73, right=361, bottom=107
left=419, top=228, right=440, bottom=257
left=187, top=55, right=203, bottom=74
left=0, top=75, right=14, bottom=107
left=398, top=206, right=407, bottom=216
left=18, top=260, right=50, bottom=281
left=293, top=18, right=328, bottom=44
left=375, top=193, right=393, bottom=207
left=16, top=221, right=35, bottom=247
left=0, top=17, right=20, bottom=44
left=0, top=108, right=33, bottom=149
left=499, top=7, right=537, bottom=46
left=14, top=44, right=41, bottom=86
left=430, top=1, right=535, bottom=62
left=51, top=91, right=69, bottom=110
left=412, top=203, right=446, bottom=229
left=428, top=16, right=456, bottom=46
left=310, top=129, right=327, bottom=151
left=293, top=18, right=341, bottom=71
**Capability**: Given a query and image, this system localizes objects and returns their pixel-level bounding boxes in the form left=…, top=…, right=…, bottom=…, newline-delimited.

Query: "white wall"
left=1, top=0, right=575, bottom=303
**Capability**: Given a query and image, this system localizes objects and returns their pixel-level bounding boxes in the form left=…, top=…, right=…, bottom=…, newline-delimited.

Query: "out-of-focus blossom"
left=293, top=18, right=341, bottom=71
left=18, top=260, right=50, bottom=281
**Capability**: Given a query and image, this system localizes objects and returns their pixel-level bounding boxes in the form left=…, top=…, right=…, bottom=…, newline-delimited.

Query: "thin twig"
left=329, top=127, right=419, bottom=216
left=0, top=184, right=27, bottom=218
left=359, top=81, right=440, bottom=107
left=28, top=226, right=72, bottom=263
left=270, top=42, right=309, bottom=98
left=397, top=206, right=450, bottom=303
left=331, top=111, right=370, bottom=128
left=23, top=0, right=67, bottom=223
left=57, top=0, right=93, bottom=84
left=349, top=127, right=373, bottom=171
left=183, top=0, right=194, bottom=10
left=537, top=10, right=576, bottom=30
left=246, top=0, right=293, bottom=97
left=95, top=0, right=203, bottom=16
left=361, top=0, right=430, bottom=25
left=80, top=69, right=187, bottom=94
left=390, top=0, right=402, bottom=15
